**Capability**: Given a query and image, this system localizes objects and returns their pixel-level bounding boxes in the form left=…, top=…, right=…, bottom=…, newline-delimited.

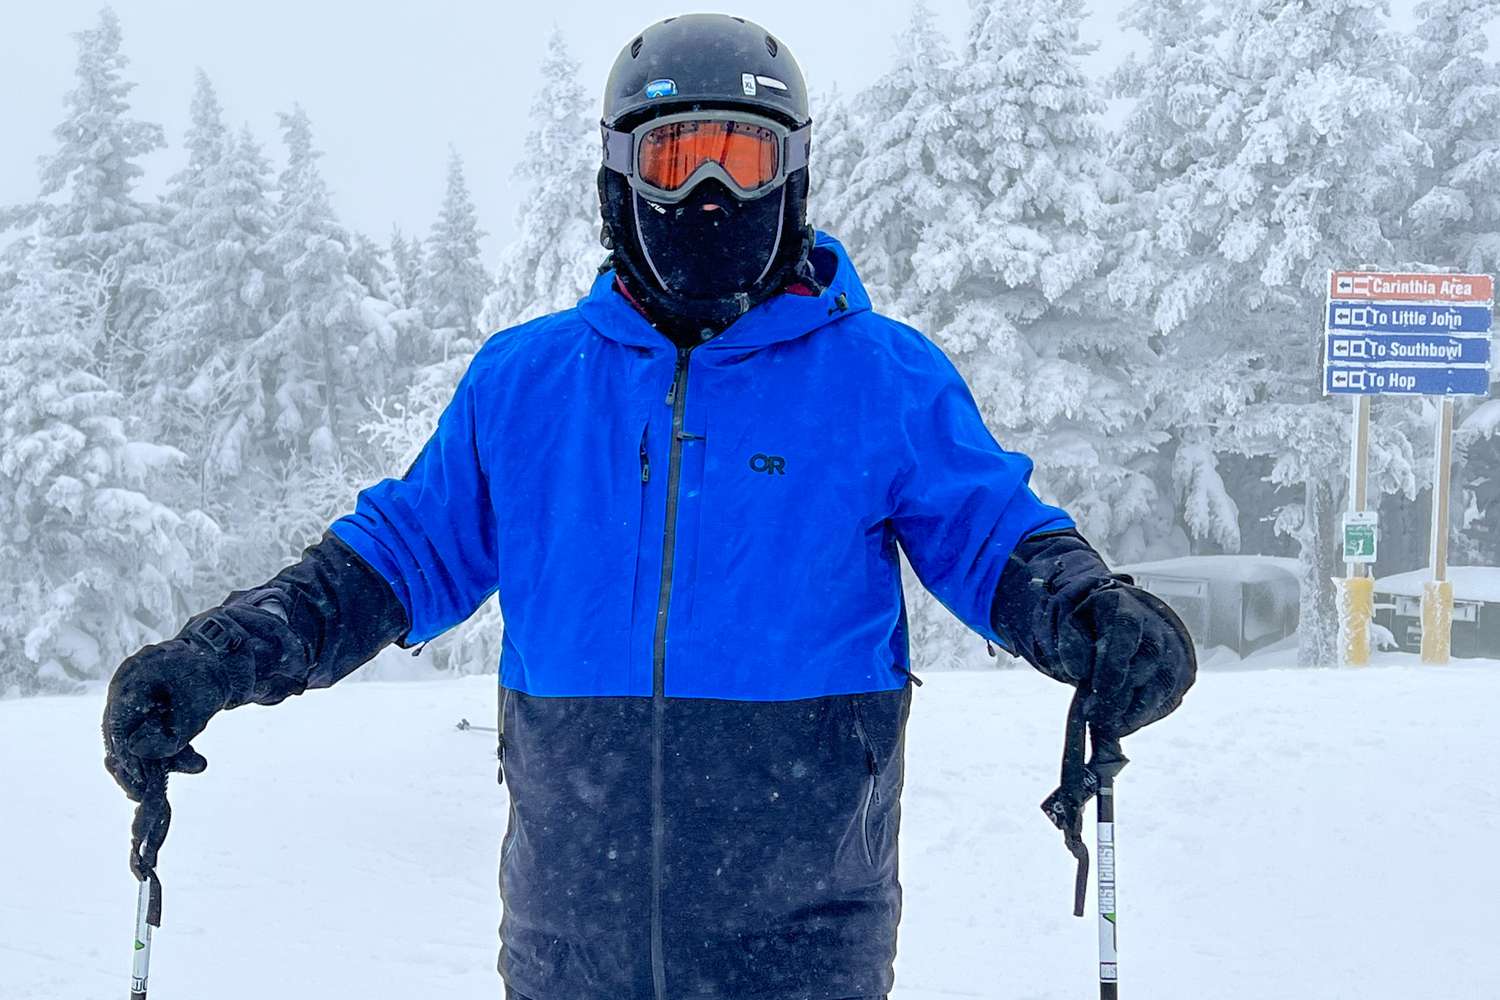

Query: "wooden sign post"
left=1423, top=398, right=1457, bottom=664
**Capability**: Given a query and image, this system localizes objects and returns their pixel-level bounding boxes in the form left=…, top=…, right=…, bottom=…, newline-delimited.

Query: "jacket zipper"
left=850, top=699, right=881, bottom=866
left=650, top=346, right=693, bottom=1000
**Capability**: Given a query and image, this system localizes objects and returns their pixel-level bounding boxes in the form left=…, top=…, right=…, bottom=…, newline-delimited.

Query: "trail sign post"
left=1324, top=270, right=1493, bottom=666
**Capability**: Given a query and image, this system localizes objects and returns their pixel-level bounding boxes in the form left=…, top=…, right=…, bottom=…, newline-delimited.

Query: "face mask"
left=633, top=178, right=787, bottom=304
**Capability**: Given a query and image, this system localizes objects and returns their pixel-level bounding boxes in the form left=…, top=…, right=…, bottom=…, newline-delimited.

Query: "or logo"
left=645, top=79, right=677, bottom=99
left=755, top=75, right=789, bottom=92
left=749, top=454, right=787, bottom=476
left=742, top=73, right=758, bottom=96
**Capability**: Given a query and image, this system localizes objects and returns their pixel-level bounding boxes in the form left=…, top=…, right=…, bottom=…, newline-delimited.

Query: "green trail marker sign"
left=1343, top=511, right=1379, bottom=564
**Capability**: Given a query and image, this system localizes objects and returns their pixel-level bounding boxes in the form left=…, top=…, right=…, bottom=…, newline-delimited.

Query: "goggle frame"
left=602, top=109, right=812, bottom=205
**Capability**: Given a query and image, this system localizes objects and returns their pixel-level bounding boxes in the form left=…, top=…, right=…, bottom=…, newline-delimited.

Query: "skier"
left=103, top=14, right=1195, bottom=1000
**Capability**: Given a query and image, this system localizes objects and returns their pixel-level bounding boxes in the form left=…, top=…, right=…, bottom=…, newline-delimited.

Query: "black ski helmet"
left=598, top=14, right=818, bottom=341
left=602, top=13, right=811, bottom=131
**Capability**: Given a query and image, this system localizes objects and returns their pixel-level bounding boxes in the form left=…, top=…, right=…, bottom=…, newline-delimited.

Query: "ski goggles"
left=602, top=110, right=811, bottom=204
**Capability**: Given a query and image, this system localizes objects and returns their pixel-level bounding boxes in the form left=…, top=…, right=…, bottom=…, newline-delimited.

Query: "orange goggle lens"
left=637, top=119, right=780, bottom=193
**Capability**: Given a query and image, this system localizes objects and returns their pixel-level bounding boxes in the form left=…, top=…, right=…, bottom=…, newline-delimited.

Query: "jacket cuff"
left=989, top=528, right=1123, bottom=685
left=221, top=532, right=411, bottom=704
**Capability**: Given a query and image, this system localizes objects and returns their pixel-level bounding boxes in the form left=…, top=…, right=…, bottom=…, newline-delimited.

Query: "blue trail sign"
left=1324, top=365, right=1491, bottom=396
left=1325, top=333, right=1491, bottom=367
left=1326, top=302, right=1493, bottom=335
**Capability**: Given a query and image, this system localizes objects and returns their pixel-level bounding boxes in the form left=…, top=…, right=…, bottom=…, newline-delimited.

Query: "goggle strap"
left=784, top=123, right=811, bottom=175
left=602, top=125, right=635, bottom=176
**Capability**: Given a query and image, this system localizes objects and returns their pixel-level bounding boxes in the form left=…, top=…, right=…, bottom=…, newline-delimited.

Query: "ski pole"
left=1090, top=727, right=1125, bottom=1000
left=1041, top=689, right=1127, bottom=996
left=455, top=717, right=498, bottom=733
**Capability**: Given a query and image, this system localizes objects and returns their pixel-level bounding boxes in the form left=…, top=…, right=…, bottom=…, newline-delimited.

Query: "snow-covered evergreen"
left=152, top=89, right=275, bottom=489
left=1406, top=1, right=1500, bottom=564
left=0, top=234, right=208, bottom=693
left=29, top=7, right=167, bottom=393
left=389, top=228, right=424, bottom=311
left=826, top=0, right=958, bottom=321
left=807, top=85, right=862, bottom=225
left=419, top=150, right=490, bottom=357
left=479, top=30, right=601, bottom=331
left=914, top=0, right=1161, bottom=556
left=1407, top=0, right=1500, bottom=279
left=259, top=105, right=369, bottom=467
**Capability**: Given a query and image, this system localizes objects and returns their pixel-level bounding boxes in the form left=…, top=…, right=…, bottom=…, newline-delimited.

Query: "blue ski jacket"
left=331, top=233, right=1072, bottom=1000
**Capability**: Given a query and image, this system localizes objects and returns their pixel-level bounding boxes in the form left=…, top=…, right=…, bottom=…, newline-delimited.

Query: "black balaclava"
left=600, top=160, right=817, bottom=347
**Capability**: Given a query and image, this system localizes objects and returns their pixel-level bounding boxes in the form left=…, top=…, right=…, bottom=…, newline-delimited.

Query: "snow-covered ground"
left=5, top=656, right=1497, bottom=1000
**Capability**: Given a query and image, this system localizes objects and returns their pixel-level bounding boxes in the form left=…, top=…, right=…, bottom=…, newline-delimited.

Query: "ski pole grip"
left=1088, top=728, right=1127, bottom=783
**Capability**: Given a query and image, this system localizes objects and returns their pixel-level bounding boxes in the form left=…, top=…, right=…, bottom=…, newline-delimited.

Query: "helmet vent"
left=765, top=34, right=779, bottom=57
left=630, top=36, right=644, bottom=58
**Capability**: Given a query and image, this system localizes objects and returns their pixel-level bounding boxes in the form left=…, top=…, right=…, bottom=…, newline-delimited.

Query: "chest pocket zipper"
left=849, top=699, right=881, bottom=866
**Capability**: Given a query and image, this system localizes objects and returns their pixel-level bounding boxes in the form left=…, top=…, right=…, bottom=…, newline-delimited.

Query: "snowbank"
left=1374, top=566, right=1500, bottom=604
left=5, top=660, right=1497, bottom=999
left=1121, top=553, right=1301, bottom=586
left=1458, top=398, right=1500, bottom=436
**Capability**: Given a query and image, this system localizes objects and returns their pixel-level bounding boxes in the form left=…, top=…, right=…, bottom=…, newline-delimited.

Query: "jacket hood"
left=578, top=231, right=873, bottom=357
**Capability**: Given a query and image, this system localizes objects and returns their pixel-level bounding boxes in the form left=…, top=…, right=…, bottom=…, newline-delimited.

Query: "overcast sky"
left=0, top=1, right=1483, bottom=262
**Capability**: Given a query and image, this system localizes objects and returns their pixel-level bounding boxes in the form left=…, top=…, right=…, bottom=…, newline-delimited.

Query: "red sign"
left=1330, top=271, right=1494, bottom=304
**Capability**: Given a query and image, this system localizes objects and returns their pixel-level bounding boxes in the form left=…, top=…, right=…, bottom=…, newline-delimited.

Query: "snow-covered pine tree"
left=348, top=229, right=434, bottom=388
left=151, top=90, right=276, bottom=495
left=1112, top=0, right=1426, bottom=665
left=479, top=29, right=604, bottom=331
left=0, top=233, right=208, bottom=693
left=1108, top=0, right=1256, bottom=559
left=1406, top=1, right=1500, bottom=564
left=259, top=105, right=369, bottom=469
left=389, top=227, right=424, bottom=310
left=914, top=0, right=1161, bottom=555
left=826, top=0, right=958, bottom=322
left=807, top=85, right=862, bottom=230
left=1407, top=0, right=1500, bottom=278
left=418, top=149, right=490, bottom=358
left=164, top=70, right=229, bottom=222
left=29, top=8, right=167, bottom=394
left=348, top=231, right=393, bottom=302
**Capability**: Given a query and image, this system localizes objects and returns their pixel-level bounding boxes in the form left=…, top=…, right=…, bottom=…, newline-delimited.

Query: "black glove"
left=102, top=600, right=295, bottom=801
left=992, top=529, right=1196, bottom=738
left=1061, top=583, right=1195, bottom=738
left=102, top=533, right=409, bottom=802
